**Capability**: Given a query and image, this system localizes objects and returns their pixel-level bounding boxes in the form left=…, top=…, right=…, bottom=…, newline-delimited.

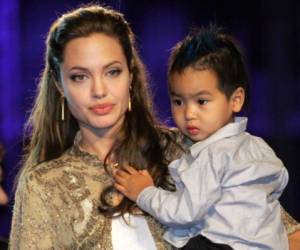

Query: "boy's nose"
left=184, top=105, right=196, bottom=120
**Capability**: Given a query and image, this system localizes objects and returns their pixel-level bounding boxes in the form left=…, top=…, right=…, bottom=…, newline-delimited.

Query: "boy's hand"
left=114, top=166, right=154, bottom=201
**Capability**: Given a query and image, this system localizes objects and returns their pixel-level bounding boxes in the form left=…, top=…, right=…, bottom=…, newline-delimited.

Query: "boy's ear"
left=231, top=87, right=245, bottom=113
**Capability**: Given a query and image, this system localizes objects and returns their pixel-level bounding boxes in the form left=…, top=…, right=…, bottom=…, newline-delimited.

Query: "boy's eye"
left=107, top=68, right=122, bottom=77
left=70, top=74, right=88, bottom=82
left=198, top=99, right=208, bottom=105
left=172, top=99, right=182, bottom=106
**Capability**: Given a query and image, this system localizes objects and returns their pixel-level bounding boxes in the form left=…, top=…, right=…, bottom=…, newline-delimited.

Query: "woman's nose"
left=92, top=77, right=107, bottom=98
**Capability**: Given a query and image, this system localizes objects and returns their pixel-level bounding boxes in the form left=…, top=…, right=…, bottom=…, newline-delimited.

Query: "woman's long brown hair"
left=21, top=4, right=179, bottom=217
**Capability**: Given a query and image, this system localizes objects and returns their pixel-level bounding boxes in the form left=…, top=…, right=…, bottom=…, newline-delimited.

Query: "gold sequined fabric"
left=9, top=131, right=177, bottom=250
left=281, top=207, right=300, bottom=234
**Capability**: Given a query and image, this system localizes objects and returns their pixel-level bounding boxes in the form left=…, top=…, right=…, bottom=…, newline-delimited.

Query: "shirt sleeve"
left=137, top=135, right=289, bottom=231
left=9, top=171, right=55, bottom=250
left=137, top=156, right=222, bottom=228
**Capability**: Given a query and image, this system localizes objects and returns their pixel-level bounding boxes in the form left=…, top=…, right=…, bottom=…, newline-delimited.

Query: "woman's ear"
left=129, top=72, right=133, bottom=86
left=48, top=69, right=64, bottom=96
left=54, top=81, right=64, bottom=96
left=231, top=87, right=245, bottom=113
left=50, top=69, right=64, bottom=96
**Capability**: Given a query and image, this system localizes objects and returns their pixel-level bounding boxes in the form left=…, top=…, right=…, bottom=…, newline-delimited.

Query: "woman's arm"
left=289, top=230, right=300, bottom=250
left=9, top=171, right=55, bottom=249
left=281, top=206, right=300, bottom=250
left=281, top=206, right=300, bottom=234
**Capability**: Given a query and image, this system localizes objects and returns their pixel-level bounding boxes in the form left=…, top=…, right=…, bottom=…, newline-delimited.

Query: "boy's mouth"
left=186, top=125, right=200, bottom=136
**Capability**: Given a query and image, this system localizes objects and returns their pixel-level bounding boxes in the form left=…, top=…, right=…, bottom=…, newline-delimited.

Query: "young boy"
left=114, top=26, right=289, bottom=250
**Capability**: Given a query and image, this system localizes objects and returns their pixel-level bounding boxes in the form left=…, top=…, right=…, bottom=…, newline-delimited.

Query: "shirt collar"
left=189, top=116, right=248, bottom=158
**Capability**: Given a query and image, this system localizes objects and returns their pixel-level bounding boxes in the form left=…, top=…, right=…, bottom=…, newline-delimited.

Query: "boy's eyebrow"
left=170, top=90, right=212, bottom=97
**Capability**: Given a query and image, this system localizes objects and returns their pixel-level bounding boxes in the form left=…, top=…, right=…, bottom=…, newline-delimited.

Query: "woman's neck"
left=79, top=127, right=118, bottom=162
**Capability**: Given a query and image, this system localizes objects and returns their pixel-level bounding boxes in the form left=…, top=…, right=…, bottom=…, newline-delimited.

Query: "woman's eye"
left=70, top=74, right=87, bottom=82
left=198, top=99, right=208, bottom=105
left=107, top=68, right=122, bottom=77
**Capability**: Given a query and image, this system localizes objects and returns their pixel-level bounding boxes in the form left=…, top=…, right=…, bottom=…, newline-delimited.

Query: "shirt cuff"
left=136, top=186, right=157, bottom=209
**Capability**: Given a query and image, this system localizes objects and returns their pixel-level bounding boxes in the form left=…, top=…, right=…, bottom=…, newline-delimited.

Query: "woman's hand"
left=0, top=186, right=8, bottom=205
left=114, top=166, right=154, bottom=201
left=0, top=166, right=8, bottom=205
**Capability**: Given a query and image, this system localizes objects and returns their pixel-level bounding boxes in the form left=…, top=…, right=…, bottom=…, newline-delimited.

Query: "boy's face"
left=169, top=67, right=243, bottom=142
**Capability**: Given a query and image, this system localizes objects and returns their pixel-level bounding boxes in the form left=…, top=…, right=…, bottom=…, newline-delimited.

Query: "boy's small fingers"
left=116, top=169, right=130, bottom=178
left=114, top=183, right=127, bottom=194
left=114, top=175, right=126, bottom=185
left=140, top=170, right=150, bottom=176
left=112, top=168, right=118, bottom=176
left=123, top=165, right=138, bottom=175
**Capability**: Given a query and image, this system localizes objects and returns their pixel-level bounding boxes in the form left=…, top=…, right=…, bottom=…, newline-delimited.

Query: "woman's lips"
left=90, top=104, right=114, bottom=115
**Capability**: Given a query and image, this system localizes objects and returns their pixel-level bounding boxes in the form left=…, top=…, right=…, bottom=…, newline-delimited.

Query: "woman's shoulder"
left=26, top=151, right=72, bottom=179
left=18, top=150, right=79, bottom=193
left=17, top=149, right=96, bottom=205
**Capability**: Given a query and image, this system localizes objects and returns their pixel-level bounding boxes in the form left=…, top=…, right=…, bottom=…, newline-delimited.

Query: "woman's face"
left=59, top=33, right=132, bottom=135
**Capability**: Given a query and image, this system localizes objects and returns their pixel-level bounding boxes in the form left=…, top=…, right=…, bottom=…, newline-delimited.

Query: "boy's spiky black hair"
left=168, top=24, right=249, bottom=109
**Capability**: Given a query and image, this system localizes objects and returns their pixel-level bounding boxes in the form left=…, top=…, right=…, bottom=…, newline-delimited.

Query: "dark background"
left=0, top=0, right=299, bottom=239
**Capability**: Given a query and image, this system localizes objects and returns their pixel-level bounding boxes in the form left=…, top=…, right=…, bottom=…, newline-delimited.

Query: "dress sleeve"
left=281, top=206, right=300, bottom=234
left=9, top=171, right=55, bottom=250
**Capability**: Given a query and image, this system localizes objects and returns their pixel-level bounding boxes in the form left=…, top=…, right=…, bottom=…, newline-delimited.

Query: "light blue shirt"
left=137, top=117, right=289, bottom=249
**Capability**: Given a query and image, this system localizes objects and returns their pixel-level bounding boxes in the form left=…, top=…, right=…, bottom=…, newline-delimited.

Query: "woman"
left=9, top=5, right=178, bottom=249
left=9, top=4, right=300, bottom=250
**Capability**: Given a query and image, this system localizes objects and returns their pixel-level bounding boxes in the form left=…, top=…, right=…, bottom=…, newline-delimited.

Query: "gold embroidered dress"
left=9, top=136, right=172, bottom=250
